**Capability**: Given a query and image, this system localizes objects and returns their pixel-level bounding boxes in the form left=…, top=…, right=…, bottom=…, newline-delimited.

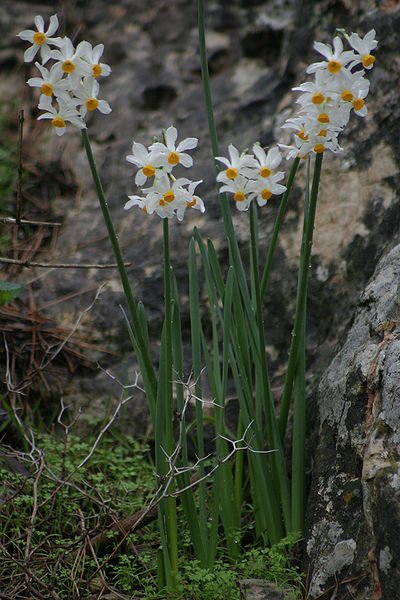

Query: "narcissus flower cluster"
left=282, top=29, right=377, bottom=158
left=124, top=126, right=205, bottom=221
left=18, top=14, right=111, bottom=136
left=215, top=144, right=287, bottom=211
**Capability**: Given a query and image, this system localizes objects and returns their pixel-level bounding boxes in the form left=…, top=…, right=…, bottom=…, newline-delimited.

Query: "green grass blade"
left=260, top=157, right=300, bottom=300
left=279, top=154, right=323, bottom=440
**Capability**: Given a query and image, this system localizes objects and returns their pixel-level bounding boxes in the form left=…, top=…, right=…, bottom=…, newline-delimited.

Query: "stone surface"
left=306, top=244, right=400, bottom=599
left=239, top=579, right=292, bottom=600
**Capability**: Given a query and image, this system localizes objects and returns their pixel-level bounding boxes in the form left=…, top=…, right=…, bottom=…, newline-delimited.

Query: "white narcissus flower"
left=37, top=96, right=85, bottom=136
left=297, top=101, right=352, bottom=131
left=79, top=41, right=112, bottom=78
left=177, top=180, right=205, bottom=221
left=144, top=176, right=198, bottom=221
left=125, top=174, right=201, bottom=221
left=216, top=144, right=287, bottom=210
left=215, top=144, right=257, bottom=182
left=293, top=70, right=335, bottom=108
left=17, top=14, right=62, bottom=64
left=280, top=132, right=342, bottom=159
left=50, top=37, right=92, bottom=87
left=307, top=36, right=356, bottom=75
left=329, top=70, right=370, bottom=117
left=27, top=61, right=70, bottom=103
left=73, top=77, right=112, bottom=117
left=281, top=26, right=377, bottom=160
left=152, top=126, right=198, bottom=171
left=19, top=13, right=112, bottom=135
left=242, top=144, right=283, bottom=179
left=348, top=29, right=377, bottom=69
left=126, top=142, right=167, bottom=186
left=247, top=173, right=287, bottom=207
left=219, top=174, right=252, bottom=211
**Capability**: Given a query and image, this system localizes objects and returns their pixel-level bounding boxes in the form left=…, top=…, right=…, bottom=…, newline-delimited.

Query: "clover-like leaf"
left=0, top=281, right=25, bottom=306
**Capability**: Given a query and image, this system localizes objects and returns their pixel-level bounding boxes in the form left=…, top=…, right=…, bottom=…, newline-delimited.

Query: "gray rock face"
left=239, top=579, right=292, bottom=600
left=306, top=244, right=400, bottom=599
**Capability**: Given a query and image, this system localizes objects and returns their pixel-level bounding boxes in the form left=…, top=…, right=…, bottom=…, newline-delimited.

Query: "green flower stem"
left=81, top=129, right=157, bottom=412
left=260, top=157, right=300, bottom=300
left=291, top=299, right=306, bottom=535
left=162, top=219, right=173, bottom=452
left=278, top=153, right=323, bottom=441
left=161, top=218, right=179, bottom=584
left=249, top=203, right=291, bottom=535
left=188, top=239, right=208, bottom=551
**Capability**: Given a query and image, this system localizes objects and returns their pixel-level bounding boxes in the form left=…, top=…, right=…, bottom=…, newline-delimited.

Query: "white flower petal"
left=99, top=63, right=112, bottom=76
left=17, top=29, right=34, bottom=41
left=135, top=170, right=147, bottom=186
left=24, top=45, right=39, bottom=63
left=124, top=195, right=144, bottom=210
left=177, top=137, right=198, bottom=151
left=37, top=112, right=54, bottom=120
left=27, top=77, right=43, bottom=88
left=165, top=125, right=178, bottom=149
left=266, top=147, right=282, bottom=169
left=333, top=36, right=344, bottom=55
left=179, top=153, right=193, bottom=168
left=215, top=156, right=230, bottom=168
left=93, top=44, right=104, bottom=62
left=40, top=45, right=52, bottom=64
left=34, top=15, right=45, bottom=32
left=228, top=144, right=239, bottom=162
left=252, top=144, right=266, bottom=163
left=98, top=100, right=112, bottom=114
left=47, top=15, right=59, bottom=36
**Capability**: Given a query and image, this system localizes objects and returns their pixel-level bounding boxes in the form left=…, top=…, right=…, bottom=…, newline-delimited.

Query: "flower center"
left=314, top=143, right=325, bottom=154
left=318, top=112, right=330, bottom=124
left=312, top=92, right=325, bottom=105
left=341, top=89, right=353, bottom=102
left=225, top=167, right=238, bottom=180
left=318, top=129, right=327, bottom=137
left=233, top=191, right=245, bottom=202
left=40, top=83, right=53, bottom=96
left=297, top=129, right=309, bottom=141
left=261, top=189, right=272, bottom=201
left=51, top=116, right=65, bottom=128
left=86, top=98, right=99, bottom=111
left=259, top=166, right=272, bottom=178
left=352, top=98, right=365, bottom=111
left=164, top=191, right=175, bottom=203
left=167, top=151, right=180, bottom=165
left=62, top=60, right=75, bottom=74
left=159, top=199, right=166, bottom=206
left=33, top=32, right=46, bottom=45
left=142, top=164, right=156, bottom=178
left=362, top=54, right=375, bottom=68
left=186, top=198, right=197, bottom=207
left=91, top=63, right=102, bottom=77
left=327, top=60, right=342, bottom=74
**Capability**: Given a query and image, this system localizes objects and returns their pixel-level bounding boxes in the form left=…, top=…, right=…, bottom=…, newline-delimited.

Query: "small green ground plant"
left=0, top=428, right=304, bottom=598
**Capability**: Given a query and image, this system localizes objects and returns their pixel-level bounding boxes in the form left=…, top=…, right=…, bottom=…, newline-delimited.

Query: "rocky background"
left=1, top=0, right=400, bottom=598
